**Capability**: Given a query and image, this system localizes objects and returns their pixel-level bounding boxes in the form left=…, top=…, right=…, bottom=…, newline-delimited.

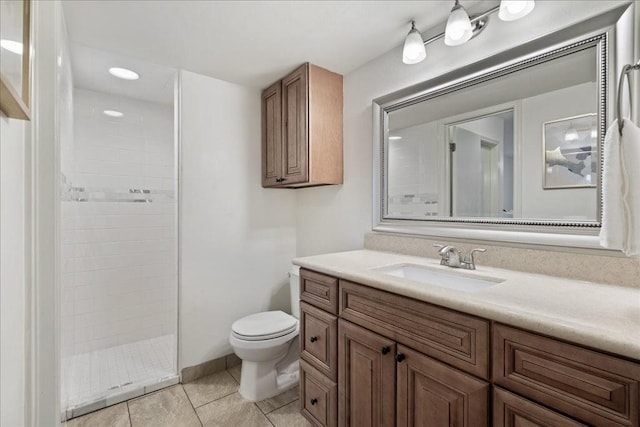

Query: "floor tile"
left=66, top=402, right=130, bottom=427
left=128, top=385, right=200, bottom=427
left=228, top=364, right=241, bottom=384
left=256, top=385, right=299, bottom=414
left=266, top=400, right=312, bottom=427
left=183, top=370, right=239, bottom=408
left=196, top=393, right=272, bottom=427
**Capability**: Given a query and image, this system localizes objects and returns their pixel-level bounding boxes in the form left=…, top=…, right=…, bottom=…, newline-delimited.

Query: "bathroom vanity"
left=295, top=250, right=640, bottom=427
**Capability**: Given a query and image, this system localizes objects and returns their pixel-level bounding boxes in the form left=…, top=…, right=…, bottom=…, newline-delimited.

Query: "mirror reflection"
left=384, top=42, right=601, bottom=223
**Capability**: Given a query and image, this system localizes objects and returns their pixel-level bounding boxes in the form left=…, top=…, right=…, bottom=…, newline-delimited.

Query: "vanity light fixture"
left=103, top=109, right=124, bottom=118
left=444, top=0, right=473, bottom=46
left=403, top=21, right=427, bottom=64
left=0, top=39, right=23, bottom=55
left=108, top=67, right=139, bottom=80
left=498, top=0, right=535, bottom=22
left=389, top=135, right=403, bottom=140
left=402, top=0, right=535, bottom=65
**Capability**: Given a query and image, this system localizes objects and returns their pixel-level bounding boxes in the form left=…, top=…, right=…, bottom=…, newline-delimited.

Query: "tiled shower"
left=59, top=49, right=178, bottom=418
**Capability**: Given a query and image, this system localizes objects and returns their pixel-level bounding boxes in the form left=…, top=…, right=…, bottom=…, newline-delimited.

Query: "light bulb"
left=564, top=126, right=579, bottom=142
left=109, top=67, right=139, bottom=80
left=590, top=128, right=597, bottom=139
left=402, top=21, right=426, bottom=65
left=103, top=110, right=124, bottom=118
left=498, top=1, right=535, bottom=21
left=445, top=1, right=473, bottom=46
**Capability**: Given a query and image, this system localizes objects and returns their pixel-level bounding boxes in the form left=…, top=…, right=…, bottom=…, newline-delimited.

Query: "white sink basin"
left=376, top=264, right=505, bottom=293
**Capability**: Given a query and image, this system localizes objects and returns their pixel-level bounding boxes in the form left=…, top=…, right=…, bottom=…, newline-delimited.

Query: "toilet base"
left=237, top=337, right=300, bottom=402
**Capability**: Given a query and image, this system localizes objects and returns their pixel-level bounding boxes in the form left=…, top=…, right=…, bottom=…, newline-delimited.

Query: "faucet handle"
left=463, top=248, right=486, bottom=270
left=433, top=244, right=448, bottom=265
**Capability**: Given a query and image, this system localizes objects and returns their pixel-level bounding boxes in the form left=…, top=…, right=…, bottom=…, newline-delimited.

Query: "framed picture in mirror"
left=543, top=113, right=597, bottom=189
left=0, top=0, right=31, bottom=120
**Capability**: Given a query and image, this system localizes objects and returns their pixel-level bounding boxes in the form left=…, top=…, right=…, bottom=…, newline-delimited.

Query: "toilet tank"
left=289, top=265, right=300, bottom=318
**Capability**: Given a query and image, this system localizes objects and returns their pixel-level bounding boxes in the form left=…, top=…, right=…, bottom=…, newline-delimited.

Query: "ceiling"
left=62, top=0, right=487, bottom=89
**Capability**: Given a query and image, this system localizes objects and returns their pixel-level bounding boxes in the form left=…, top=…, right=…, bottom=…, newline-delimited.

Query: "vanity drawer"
left=493, top=387, right=586, bottom=426
left=300, top=269, right=339, bottom=314
left=300, top=301, right=337, bottom=381
left=339, top=280, right=490, bottom=379
left=493, top=324, right=640, bottom=427
left=300, top=359, right=337, bottom=427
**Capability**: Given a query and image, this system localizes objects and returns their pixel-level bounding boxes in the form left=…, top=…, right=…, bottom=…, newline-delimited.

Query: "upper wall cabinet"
left=262, top=63, right=343, bottom=188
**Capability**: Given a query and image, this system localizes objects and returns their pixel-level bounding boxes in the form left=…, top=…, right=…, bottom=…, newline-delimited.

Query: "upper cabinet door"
left=262, top=81, right=282, bottom=187
left=281, top=64, right=309, bottom=185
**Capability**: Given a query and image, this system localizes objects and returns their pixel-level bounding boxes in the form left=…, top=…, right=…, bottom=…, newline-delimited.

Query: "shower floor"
left=62, top=334, right=176, bottom=415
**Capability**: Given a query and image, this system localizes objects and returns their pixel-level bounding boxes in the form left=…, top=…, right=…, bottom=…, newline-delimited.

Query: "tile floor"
left=64, top=364, right=312, bottom=427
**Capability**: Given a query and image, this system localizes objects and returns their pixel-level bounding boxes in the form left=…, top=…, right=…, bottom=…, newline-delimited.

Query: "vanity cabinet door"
left=300, top=301, right=338, bottom=381
left=301, top=359, right=338, bottom=427
left=338, top=320, right=396, bottom=427
left=494, top=387, right=586, bottom=427
left=397, top=345, right=489, bottom=427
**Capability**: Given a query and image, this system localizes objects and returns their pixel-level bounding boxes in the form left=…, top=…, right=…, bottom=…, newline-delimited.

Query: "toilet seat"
left=231, top=311, right=297, bottom=341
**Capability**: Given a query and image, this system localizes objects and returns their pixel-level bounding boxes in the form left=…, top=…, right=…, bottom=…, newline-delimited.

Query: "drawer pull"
left=309, top=336, right=318, bottom=343
left=310, top=398, right=318, bottom=405
left=381, top=346, right=391, bottom=355
left=396, top=353, right=406, bottom=363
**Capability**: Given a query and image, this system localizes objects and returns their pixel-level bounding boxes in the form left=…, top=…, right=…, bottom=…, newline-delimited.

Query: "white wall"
left=295, top=0, right=632, bottom=257
left=60, top=89, right=177, bottom=356
left=520, top=82, right=597, bottom=219
left=179, top=70, right=297, bottom=369
left=0, top=113, right=27, bottom=427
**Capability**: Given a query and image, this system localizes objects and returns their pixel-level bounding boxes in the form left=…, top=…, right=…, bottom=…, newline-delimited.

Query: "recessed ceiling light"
left=389, top=136, right=402, bottom=140
left=108, top=67, right=139, bottom=80
left=103, top=110, right=124, bottom=118
left=0, top=39, right=23, bottom=55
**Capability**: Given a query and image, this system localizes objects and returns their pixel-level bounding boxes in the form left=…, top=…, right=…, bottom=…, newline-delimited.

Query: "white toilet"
left=229, top=266, right=300, bottom=402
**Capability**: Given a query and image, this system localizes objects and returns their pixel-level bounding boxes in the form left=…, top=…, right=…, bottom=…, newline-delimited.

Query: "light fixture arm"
left=421, top=4, right=499, bottom=48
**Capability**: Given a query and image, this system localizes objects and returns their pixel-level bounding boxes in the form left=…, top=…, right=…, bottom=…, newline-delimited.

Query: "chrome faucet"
left=434, top=244, right=486, bottom=270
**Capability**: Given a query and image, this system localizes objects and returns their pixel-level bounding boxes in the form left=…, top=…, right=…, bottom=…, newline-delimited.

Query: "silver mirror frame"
left=372, top=5, right=633, bottom=250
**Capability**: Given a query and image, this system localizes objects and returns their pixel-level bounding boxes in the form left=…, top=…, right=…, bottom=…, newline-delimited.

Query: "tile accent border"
left=364, top=232, right=640, bottom=288
left=181, top=352, right=241, bottom=383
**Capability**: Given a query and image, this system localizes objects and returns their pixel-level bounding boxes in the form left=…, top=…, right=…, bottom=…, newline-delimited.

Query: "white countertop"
left=293, top=249, right=640, bottom=360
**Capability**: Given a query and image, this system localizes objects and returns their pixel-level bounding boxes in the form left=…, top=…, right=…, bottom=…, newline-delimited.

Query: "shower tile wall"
left=61, top=88, right=176, bottom=358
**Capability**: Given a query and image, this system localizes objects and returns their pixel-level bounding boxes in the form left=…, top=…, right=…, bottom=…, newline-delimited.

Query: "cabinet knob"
left=310, top=398, right=318, bottom=405
left=381, top=346, right=390, bottom=355
left=309, top=336, right=318, bottom=343
left=395, top=353, right=406, bottom=363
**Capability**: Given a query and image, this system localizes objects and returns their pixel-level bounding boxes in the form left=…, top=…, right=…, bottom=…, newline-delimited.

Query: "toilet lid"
left=231, top=311, right=297, bottom=341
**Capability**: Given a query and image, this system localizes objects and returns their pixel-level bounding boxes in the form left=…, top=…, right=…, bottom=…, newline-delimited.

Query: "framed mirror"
left=371, top=12, right=635, bottom=249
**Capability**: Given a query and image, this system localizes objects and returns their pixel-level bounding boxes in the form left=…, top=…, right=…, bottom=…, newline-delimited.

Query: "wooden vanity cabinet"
left=298, top=268, right=640, bottom=427
left=262, top=63, right=343, bottom=188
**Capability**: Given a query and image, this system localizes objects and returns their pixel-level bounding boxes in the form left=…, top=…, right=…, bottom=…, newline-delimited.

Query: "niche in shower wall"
left=60, top=44, right=178, bottom=418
